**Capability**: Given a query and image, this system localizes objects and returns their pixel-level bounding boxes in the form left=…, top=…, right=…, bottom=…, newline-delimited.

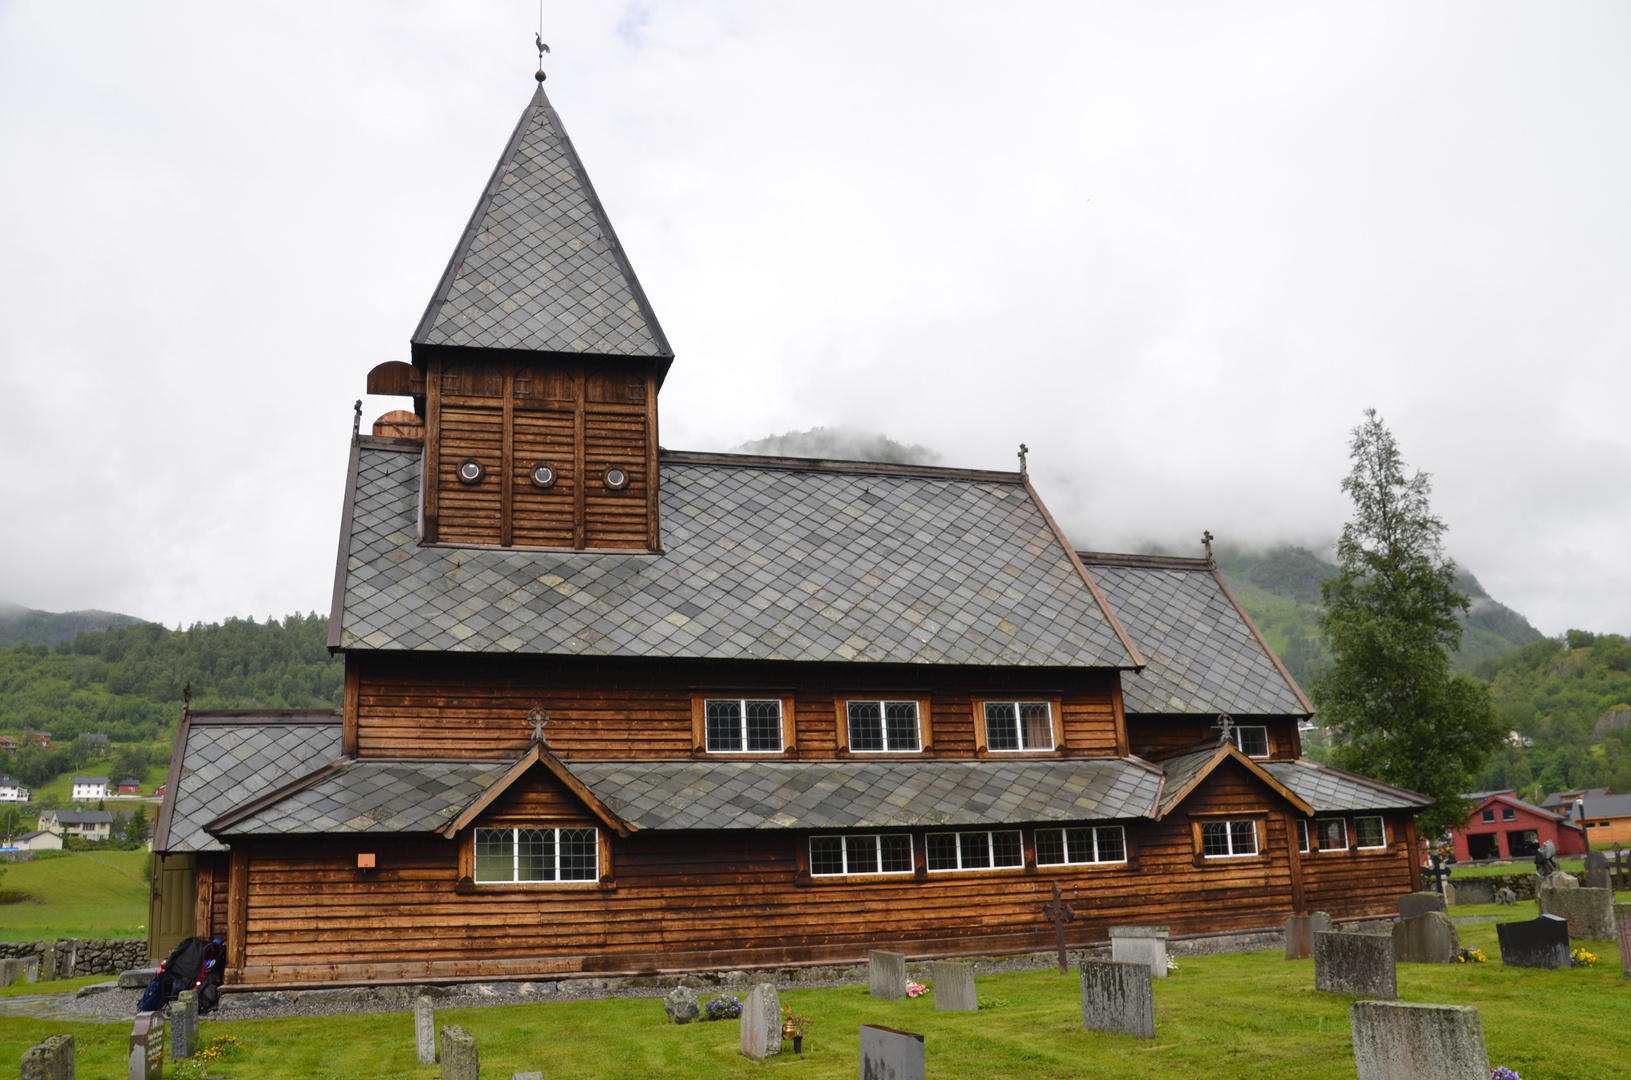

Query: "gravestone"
left=1495, top=913, right=1570, bottom=968
left=1397, top=892, right=1447, bottom=919
left=1109, top=925, right=1170, bottom=978
left=931, top=961, right=977, bottom=1011
left=1582, top=850, right=1610, bottom=890
left=60, top=940, right=77, bottom=979
left=19, top=1034, right=73, bottom=1080
left=663, top=985, right=700, bottom=1023
left=1451, top=879, right=1494, bottom=905
left=439, top=1025, right=478, bottom=1080
left=1314, top=932, right=1397, bottom=999
left=1284, top=912, right=1334, bottom=960
left=739, top=983, right=782, bottom=1061
left=1441, top=882, right=1457, bottom=907
left=1350, top=1001, right=1488, bottom=1080
left=0, top=957, right=23, bottom=986
left=118, top=968, right=158, bottom=990
left=170, top=989, right=198, bottom=1059
left=1079, top=960, right=1154, bottom=1040
left=1616, top=903, right=1631, bottom=978
left=414, top=996, right=437, bottom=1064
left=128, top=1011, right=165, bottom=1080
left=1392, top=912, right=1461, bottom=964
left=1494, top=887, right=1517, bottom=905
left=40, top=941, right=59, bottom=982
left=1537, top=886, right=1616, bottom=939
left=869, top=950, right=907, bottom=999
left=24, top=956, right=40, bottom=983
left=512, top=1073, right=544, bottom=1080
left=860, top=1024, right=925, bottom=1080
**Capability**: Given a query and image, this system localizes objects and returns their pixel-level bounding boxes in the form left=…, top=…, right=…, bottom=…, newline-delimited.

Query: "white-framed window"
left=1353, top=816, right=1387, bottom=849
left=984, top=702, right=1054, bottom=751
left=705, top=698, right=783, bottom=753
left=1035, top=826, right=1126, bottom=865
left=1213, top=724, right=1269, bottom=757
left=1200, top=820, right=1258, bottom=857
left=1314, top=818, right=1348, bottom=852
left=926, top=830, right=1023, bottom=871
left=1297, top=819, right=1310, bottom=853
left=809, top=834, right=914, bottom=876
left=1500, top=806, right=1516, bottom=822
left=474, top=826, right=598, bottom=883
left=847, top=700, right=921, bottom=752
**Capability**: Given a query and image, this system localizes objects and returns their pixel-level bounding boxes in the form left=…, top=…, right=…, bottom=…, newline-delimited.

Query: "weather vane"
left=534, top=1, right=550, bottom=84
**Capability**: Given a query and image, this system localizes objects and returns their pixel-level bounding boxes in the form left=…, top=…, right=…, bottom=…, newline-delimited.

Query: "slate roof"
left=44, top=810, right=114, bottom=825
left=1153, top=747, right=1222, bottom=816
left=156, top=714, right=343, bottom=852
left=1583, top=793, right=1631, bottom=818
left=334, top=444, right=1138, bottom=667
left=212, top=760, right=512, bottom=837
left=565, top=759, right=1163, bottom=831
left=1260, top=760, right=1433, bottom=813
left=1079, top=553, right=1310, bottom=717
left=412, top=84, right=669, bottom=361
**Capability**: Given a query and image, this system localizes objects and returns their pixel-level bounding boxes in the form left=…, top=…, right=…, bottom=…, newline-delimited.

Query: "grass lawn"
left=0, top=850, right=149, bottom=940
left=0, top=919, right=1623, bottom=1079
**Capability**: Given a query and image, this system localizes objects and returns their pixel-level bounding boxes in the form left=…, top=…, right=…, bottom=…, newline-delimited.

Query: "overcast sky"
left=2, top=2, right=1628, bottom=636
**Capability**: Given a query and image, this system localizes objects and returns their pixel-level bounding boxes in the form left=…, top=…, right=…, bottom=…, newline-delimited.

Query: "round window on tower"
left=457, top=459, right=485, bottom=485
left=603, top=465, right=629, bottom=491
left=530, top=462, right=556, bottom=489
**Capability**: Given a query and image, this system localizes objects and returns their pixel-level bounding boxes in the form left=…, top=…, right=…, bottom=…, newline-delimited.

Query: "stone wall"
left=0, top=938, right=148, bottom=975
left=1449, top=873, right=1536, bottom=901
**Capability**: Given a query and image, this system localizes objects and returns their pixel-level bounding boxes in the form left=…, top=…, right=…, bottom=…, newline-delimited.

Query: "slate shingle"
left=1260, top=760, right=1433, bottom=812
left=161, top=717, right=342, bottom=852
left=216, top=760, right=514, bottom=836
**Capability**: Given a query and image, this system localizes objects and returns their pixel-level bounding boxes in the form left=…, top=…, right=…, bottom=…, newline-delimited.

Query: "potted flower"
left=782, top=1007, right=814, bottom=1054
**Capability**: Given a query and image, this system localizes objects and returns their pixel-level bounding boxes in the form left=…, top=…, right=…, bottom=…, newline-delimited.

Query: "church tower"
left=370, top=80, right=672, bottom=551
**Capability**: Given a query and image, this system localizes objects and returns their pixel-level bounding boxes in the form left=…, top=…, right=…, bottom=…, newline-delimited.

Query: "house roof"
left=1467, top=791, right=1571, bottom=822
left=47, top=810, right=114, bottom=824
left=1149, top=741, right=1313, bottom=818
left=1261, top=760, right=1435, bottom=813
left=210, top=759, right=513, bottom=837
left=1541, top=786, right=1613, bottom=808
left=1079, top=553, right=1310, bottom=718
left=411, top=84, right=670, bottom=365
left=331, top=443, right=1140, bottom=668
left=72, top=776, right=108, bottom=785
left=564, top=758, right=1165, bottom=832
left=153, top=711, right=343, bottom=852
left=1583, top=793, right=1631, bottom=818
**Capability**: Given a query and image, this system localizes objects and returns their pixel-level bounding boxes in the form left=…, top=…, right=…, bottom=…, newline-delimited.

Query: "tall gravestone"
left=24, top=955, right=40, bottom=983
left=1397, top=892, right=1447, bottom=919
left=1350, top=1001, right=1488, bottom=1080
left=20, top=1034, right=74, bottom=1080
left=869, top=950, right=907, bottom=999
left=40, top=941, right=59, bottom=983
left=0, top=957, right=23, bottom=986
left=1495, top=913, right=1570, bottom=968
left=739, top=983, right=782, bottom=1061
left=1392, top=913, right=1460, bottom=964
left=170, top=989, right=198, bottom=1060
left=1314, top=932, right=1397, bottom=999
left=860, top=1024, right=926, bottom=1080
left=128, top=1012, right=165, bottom=1080
left=1537, top=886, right=1616, bottom=940
left=1582, top=851, right=1610, bottom=890
left=439, top=1025, right=478, bottom=1080
left=1079, top=960, right=1154, bottom=1040
left=1452, top=879, right=1494, bottom=905
left=931, top=961, right=977, bottom=1011
left=1441, top=882, right=1457, bottom=907
left=60, top=940, right=77, bottom=979
left=1285, top=912, right=1334, bottom=960
left=415, top=996, right=437, bottom=1064
left=1109, top=926, right=1170, bottom=978
left=1617, top=903, right=1631, bottom=979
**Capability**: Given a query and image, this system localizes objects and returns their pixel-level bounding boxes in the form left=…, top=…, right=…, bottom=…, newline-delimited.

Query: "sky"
left=1, top=2, right=1628, bottom=636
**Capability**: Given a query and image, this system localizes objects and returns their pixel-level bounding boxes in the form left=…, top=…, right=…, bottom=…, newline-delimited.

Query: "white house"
left=71, top=776, right=108, bottom=801
left=9, top=829, right=62, bottom=851
left=0, top=775, right=29, bottom=803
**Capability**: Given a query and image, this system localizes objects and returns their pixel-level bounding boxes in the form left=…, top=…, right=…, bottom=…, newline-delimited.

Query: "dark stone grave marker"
left=128, top=1011, right=165, bottom=1080
left=859, top=1024, right=925, bottom=1080
left=1495, top=913, right=1570, bottom=968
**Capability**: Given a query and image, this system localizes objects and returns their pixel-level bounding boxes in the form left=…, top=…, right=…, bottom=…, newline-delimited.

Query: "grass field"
left=21, top=758, right=169, bottom=809
left=0, top=849, right=149, bottom=940
left=0, top=918, right=1624, bottom=1080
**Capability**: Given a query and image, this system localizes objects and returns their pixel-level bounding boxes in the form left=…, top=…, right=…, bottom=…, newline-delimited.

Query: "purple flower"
left=1490, top=1068, right=1522, bottom=1080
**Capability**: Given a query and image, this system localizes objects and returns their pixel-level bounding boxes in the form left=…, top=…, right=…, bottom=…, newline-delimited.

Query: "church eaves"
left=411, top=84, right=672, bottom=363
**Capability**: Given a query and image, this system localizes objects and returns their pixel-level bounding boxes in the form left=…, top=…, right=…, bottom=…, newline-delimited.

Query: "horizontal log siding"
left=354, top=655, right=1124, bottom=762
left=229, top=757, right=1402, bottom=985
left=1297, top=813, right=1417, bottom=919
left=1125, top=715, right=1303, bottom=761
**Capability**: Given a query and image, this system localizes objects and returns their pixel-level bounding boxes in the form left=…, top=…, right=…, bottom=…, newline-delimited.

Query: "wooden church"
left=151, top=76, right=1430, bottom=987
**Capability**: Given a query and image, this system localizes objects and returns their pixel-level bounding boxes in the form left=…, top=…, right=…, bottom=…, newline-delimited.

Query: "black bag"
left=135, top=971, right=172, bottom=1012
left=143, top=936, right=227, bottom=1013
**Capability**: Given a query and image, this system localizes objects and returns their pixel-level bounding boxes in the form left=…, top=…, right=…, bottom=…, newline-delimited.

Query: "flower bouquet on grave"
left=1455, top=948, right=1487, bottom=964
left=782, top=1006, right=814, bottom=1054
left=1165, top=957, right=1179, bottom=973
left=1490, top=1068, right=1522, bottom=1080
left=703, top=993, right=743, bottom=1020
left=1569, top=948, right=1598, bottom=968
left=905, top=980, right=928, bottom=998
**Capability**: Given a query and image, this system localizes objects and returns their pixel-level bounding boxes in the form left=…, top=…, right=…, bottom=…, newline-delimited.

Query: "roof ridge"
left=1077, top=551, right=1214, bottom=570
left=659, top=449, right=1025, bottom=483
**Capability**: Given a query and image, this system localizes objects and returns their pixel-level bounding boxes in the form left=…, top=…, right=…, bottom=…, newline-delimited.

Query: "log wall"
left=1125, top=714, right=1303, bottom=761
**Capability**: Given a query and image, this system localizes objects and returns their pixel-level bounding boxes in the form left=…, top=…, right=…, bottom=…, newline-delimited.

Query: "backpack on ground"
left=136, top=937, right=227, bottom=1014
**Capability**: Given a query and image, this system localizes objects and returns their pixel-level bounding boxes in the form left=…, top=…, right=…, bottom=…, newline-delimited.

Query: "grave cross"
left=1042, top=881, right=1075, bottom=974
left=1421, top=851, right=1452, bottom=897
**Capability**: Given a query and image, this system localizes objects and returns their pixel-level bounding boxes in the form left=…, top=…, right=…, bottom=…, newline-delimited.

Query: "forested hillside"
left=0, top=602, right=144, bottom=648
left=0, top=612, right=342, bottom=778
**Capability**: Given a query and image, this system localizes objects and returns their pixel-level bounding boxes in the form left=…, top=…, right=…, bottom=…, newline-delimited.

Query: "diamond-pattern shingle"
left=411, top=85, right=668, bottom=358
left=215, top=760, right=514, bottom=836
left=1083, top=558, right=1308, bottom=716
left=336, top=447, right=1135, bottom=667
left=565, top=759, right=1162, bottom=831
left=160, top=717, right=342, bottom=852
left=1261, top=760, right=1433, bottom=812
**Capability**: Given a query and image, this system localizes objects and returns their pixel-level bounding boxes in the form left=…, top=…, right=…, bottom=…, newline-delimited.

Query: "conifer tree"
left=1312, top=410, right=1502, bottom=838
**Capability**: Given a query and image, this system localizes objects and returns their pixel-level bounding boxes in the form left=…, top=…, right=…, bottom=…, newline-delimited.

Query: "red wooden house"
left=150, top=78, right=1430, bottom=984
left=1450, top=790, right=1585, bottom=861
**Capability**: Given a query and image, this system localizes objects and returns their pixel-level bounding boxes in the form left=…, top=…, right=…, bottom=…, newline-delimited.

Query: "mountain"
left=732, top=427, right=941, bottom=466
left=0, top=602, right=147, bottom=648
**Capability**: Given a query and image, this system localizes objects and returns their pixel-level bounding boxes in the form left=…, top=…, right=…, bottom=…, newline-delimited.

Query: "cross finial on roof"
left=1017, top=443, right=1029, bottom=480
left=352, top=399, right=362, bottom=439
left=527, top=706, right=549, bottom=746
left=1216, top=713, right=1234, bottom=745
left=1202, top=530, right=1214, bottom=562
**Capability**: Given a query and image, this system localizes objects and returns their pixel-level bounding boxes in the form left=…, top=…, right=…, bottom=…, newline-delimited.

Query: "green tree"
left=1312, top=410, right=1503, bottom=838
left=124, top=806, right=147, bottom=844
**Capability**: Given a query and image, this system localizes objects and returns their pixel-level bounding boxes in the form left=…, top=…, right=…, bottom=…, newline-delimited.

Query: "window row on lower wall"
left=696, top=696, right=1071, bottom=755
left=1296, top=815, right=1390, bottom=853
left=810, top=826, right=1129, bottom=877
